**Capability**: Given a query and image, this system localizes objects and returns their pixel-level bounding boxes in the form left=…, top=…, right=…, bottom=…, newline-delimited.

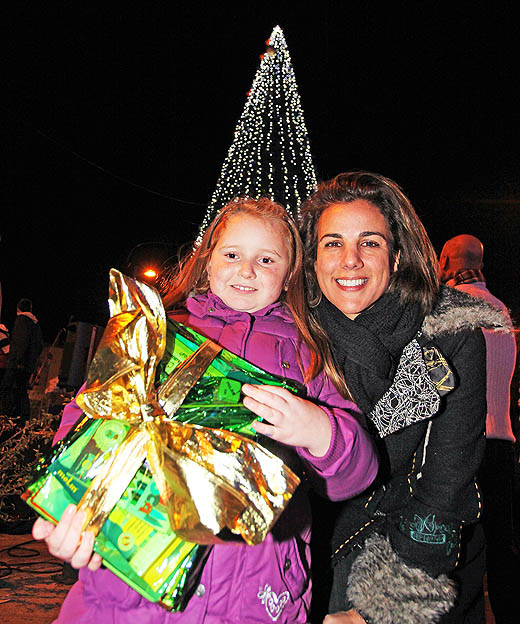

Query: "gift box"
left=23, top=269, right=300, bottom=610
left=23, top=415, right=208, bottom=609
left=157, top=317, right=304, bottom=436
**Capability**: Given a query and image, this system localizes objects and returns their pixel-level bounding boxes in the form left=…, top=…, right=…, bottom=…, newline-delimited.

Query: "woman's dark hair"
left=299, top=171, right=440, bottom=316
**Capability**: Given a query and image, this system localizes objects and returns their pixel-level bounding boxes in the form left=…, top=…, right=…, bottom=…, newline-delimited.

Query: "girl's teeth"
left=234, top=285, right=255, bottom=291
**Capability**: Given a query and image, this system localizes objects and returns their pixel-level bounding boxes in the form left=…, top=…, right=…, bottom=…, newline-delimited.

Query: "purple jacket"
left=54, top=293, right=377, bottom=623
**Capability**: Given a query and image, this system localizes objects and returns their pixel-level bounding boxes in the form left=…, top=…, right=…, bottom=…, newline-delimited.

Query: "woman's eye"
left=361, top=240, right=380, bottom=248
left=324, top=240, right=341, bottom=248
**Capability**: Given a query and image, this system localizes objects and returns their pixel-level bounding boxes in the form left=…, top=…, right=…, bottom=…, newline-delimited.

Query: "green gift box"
left=23, top=415, right=209, bottom=610
left=157, top=318, right=303, bottom=431
left=23, top=318, right=302, bottom=610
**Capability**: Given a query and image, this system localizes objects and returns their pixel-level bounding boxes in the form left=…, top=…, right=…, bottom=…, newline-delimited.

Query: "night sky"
left=2, top=3, right=519, bottom=342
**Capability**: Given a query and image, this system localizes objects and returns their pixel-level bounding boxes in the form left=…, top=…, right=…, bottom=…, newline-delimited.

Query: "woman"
left=299, top=172, right=510, bottom=624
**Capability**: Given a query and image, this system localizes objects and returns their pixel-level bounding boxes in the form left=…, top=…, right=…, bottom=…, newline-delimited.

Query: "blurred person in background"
left=440, top=234, right=519, bottom=624
left=0, top=298, right=43, bottom=423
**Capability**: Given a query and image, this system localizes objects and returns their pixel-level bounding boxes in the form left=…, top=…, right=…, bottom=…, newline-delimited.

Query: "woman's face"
left=315, top=200, right=396, bottom=319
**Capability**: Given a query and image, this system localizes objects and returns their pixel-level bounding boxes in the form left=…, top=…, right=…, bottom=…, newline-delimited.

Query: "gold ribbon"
left=75, top=269, right=299, bottom=545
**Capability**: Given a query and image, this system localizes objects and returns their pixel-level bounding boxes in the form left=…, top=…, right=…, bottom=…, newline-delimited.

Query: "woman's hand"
left=323, top=609, right=367, bottom=623
left=242, top=384, right=332, bottom=457
left=32, top=504, right=102, bottom=571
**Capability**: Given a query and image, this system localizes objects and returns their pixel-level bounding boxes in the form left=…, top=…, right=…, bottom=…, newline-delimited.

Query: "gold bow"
left=75, top=269, right=299, bottom=546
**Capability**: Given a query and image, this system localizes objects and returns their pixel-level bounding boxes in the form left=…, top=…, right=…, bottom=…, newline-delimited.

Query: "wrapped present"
left=23, top=269, right=300, bottom=610
left=157, top=317, right=304, bottom=436
left=23, top=415, right=209, bottom=609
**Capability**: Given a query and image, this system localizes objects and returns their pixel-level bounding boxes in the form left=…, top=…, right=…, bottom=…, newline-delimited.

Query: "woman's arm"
left=386, top=330, right=487, bottom=576
left=343, top=330, right=485, bottom=623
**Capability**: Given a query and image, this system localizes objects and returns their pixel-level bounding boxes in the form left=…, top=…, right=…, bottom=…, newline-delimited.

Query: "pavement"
left=0, top=527, right=74, bottom=624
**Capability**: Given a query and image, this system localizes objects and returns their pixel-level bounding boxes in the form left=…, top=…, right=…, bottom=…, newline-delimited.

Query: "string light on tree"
left=198, top=25, right=317, bottom=242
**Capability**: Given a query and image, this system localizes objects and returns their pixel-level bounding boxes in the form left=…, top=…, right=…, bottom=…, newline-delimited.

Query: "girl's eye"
left=225, top=252, right=238, bottom=259
left=259, top=257, right=273, bottom=264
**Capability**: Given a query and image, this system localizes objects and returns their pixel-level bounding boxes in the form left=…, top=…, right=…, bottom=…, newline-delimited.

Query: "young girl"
left=33, top=198, right=378, bottom=623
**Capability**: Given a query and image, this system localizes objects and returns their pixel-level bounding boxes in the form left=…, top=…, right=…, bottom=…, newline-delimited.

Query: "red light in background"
left=143, top=268, right=157, bottom=279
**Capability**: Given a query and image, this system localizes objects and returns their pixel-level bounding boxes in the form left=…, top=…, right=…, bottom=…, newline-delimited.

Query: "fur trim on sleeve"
left=346, top=534, right=456, bottom=624
left=421, top=286, right=511, bottom=339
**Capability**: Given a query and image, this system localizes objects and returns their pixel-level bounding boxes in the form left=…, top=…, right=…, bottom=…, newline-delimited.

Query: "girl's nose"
left=342, top=244, right=363, bottom=269
left=239, top=261, right=256, bottom=279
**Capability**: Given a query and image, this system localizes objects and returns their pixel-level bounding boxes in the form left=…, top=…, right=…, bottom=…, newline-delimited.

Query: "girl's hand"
left=32, top=504, right=102, bottom=571
left=242, top=384, right=332, bottom=457
left=323, top=610, right=367, bottom=623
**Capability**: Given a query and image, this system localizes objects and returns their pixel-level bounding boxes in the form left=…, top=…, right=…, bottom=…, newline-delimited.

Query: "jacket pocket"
left=274, top=536, right=309, bottom=600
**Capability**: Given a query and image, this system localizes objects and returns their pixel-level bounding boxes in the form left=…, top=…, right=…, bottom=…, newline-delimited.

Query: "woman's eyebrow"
left=318, top=232, right=343, bottom=242
left=319, top=231, right=388, bottom=241
left=360, top=230, right=388, bottom=239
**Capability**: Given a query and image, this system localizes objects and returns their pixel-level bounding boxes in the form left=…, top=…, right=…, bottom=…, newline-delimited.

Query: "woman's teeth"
left=336, top=278, right=367, bottom=287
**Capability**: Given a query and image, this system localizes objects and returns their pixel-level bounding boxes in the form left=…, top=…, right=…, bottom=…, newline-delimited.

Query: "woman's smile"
left=335, top=277, right=369, bottom=288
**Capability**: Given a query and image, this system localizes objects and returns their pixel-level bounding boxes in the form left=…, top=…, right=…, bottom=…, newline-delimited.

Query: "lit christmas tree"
left=198, top=25, right=317, bottom=240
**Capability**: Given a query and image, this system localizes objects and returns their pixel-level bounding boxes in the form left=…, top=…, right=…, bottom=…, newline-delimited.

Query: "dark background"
left=2, top=2, right=519, bottom=342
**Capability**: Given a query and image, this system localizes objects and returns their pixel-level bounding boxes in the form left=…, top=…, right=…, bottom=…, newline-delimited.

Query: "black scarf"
left=316, top=292, right=423, bottom=415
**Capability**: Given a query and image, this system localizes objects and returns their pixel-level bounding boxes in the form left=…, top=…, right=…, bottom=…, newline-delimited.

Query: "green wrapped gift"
left=157, top=318, right=303, bottom=435
left=23, top=316, right=302, bottom=610
left=22, top=415, right=209, bottom=610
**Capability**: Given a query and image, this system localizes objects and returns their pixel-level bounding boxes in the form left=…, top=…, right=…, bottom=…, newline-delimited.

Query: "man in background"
left=440, top=234, right=518, bottom=624
left=0, top=318, right=9, bottom=385
left=0, top=298, right=43, bottom=423
left=0, top=281, right=6, bottom=385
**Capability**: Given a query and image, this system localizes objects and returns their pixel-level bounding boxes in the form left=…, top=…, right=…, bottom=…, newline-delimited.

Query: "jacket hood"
left=421, top=286, right=511, bottom=339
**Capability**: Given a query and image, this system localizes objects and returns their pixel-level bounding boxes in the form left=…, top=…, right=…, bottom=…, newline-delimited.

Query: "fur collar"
left=421, top=286, right=511, bottom=339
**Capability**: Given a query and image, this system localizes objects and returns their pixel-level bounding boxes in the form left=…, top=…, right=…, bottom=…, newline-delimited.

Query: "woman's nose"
left=342, top=245, right=363, bottom=268
left=239, top=261, right=256, bottom=278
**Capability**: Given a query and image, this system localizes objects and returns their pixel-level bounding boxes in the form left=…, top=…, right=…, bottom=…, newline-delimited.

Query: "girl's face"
left=208, top=214, right=291, bottom=313
left=315, top=200, right=396, bottom=319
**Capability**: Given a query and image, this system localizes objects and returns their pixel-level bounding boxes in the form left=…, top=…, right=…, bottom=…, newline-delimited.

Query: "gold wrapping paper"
left=75, top=269, right=299, bottom=545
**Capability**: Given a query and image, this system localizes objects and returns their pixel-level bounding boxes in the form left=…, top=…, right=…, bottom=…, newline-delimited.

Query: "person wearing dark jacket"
left=299, top=172, right=511, bottom=624
left=440, top=234, right=519, bottom=624
left=1, top=298, right=43, bottom=421
left=0, top=321, right=9, bottom=384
